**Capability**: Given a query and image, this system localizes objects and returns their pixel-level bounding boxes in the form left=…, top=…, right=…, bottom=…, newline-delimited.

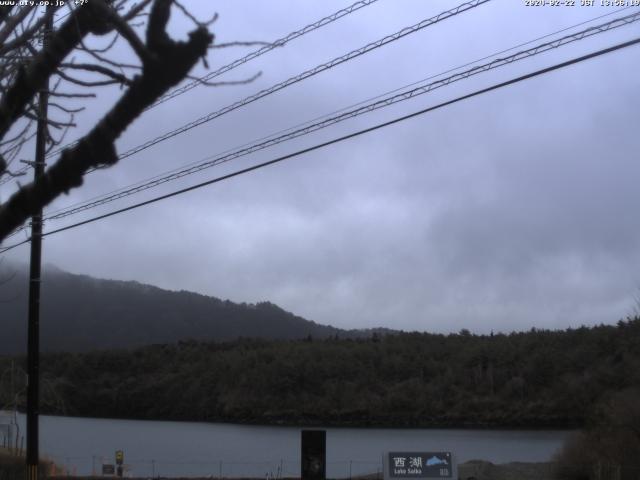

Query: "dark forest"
left=2, top=318, right=639, bottom=428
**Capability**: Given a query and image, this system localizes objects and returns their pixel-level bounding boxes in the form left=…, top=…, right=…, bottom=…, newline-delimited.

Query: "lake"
left=8, top=413, right=571, bottom=478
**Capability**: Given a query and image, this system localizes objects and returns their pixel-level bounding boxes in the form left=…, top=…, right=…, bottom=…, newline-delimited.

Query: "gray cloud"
left=3, top=0, right=640, bottom=333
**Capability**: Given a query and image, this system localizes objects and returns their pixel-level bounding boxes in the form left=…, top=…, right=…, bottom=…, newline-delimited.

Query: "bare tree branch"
left=186, top=70, right=262, bottom=87
left=56, top=68, right=124, bottom=87
left=48, top=91, right=96, bottom=99
left=0, top=119, right=33, bottom=146
left=0, top=1, right=110, bottom=141
left=101, top=8, right=154, bottom=64
left=211, top=41, right=272, bottom=49
left=0, top=0, right=213, bottom=241
left=76, top=42, right=142, bottom=70
left=0, top=6, right=16, bottom=25
left=61, top=62, right=133, bottom=85
left=23, top=110, right=75, bottom=129
left=85, top=30, right=119, bottom=54
left=48, top=102, right=84, bottom=114
left=46, top=115, right=74, bottom=152
left=0, top=7, right=56, bottom=56
left=122, top=0, right=153, bottom=22
left=173, top=1, right=217, bottom=28
left=0, top=6, right=34, bottom=46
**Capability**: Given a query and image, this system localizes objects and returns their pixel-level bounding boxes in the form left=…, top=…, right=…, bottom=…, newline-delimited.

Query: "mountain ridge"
left=0, top=264, right=390, bottom=354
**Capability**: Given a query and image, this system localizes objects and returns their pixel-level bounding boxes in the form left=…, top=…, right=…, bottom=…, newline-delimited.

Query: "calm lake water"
left=9, top=414, right=571, bottom=478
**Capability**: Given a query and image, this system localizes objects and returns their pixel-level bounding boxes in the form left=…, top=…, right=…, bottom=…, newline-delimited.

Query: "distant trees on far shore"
left=1, top=318, right=639, bottom=429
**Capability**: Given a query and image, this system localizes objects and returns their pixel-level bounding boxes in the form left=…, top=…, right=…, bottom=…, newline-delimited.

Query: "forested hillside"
left=2, top=319, right=639, bottom=428
left=0, top=266, right=375, bottom=354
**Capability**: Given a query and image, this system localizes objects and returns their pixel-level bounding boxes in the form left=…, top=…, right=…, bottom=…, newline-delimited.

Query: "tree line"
left=1, top=318, right=639, bottom=428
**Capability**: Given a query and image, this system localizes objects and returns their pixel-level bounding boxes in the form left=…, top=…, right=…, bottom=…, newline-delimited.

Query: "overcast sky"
left=2, top=0, right=640, bottom=334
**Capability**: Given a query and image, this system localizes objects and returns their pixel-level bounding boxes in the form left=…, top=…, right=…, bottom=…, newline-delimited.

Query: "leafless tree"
left=0, top=0, right=217, bottom=242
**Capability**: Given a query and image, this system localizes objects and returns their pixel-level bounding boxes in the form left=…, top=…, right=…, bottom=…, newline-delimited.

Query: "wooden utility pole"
left=26, top=9, right=52, bottom=480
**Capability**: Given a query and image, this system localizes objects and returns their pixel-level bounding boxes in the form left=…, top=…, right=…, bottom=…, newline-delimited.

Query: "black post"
left=26, top=10, right=51, bottom=480
left=301, top=430, right=326, bottom=480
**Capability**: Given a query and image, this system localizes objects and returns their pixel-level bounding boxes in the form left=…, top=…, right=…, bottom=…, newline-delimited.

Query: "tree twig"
left=0, top=0, right=213, bottom=241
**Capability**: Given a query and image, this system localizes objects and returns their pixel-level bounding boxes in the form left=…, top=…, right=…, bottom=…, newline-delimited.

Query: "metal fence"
left=39, top=458, right=383, bottom=479
left=3, top=454, right=640, bottom=480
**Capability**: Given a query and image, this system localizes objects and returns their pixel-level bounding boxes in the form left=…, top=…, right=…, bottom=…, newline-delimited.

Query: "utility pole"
left=26, top=9, right=52, bottom=480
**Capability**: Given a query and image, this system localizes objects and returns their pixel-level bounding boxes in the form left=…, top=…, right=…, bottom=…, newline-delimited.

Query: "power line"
left=4, top=7, right=637, bottom=245
left=39, top=10, right=640, bottom=223
left=3, top=35, right=638, bottom=253
left=37, top=5, right=637, bottom=219
left=151, top=0, right=381, bottom=109
left=87, top=0, right=490, bottom=167
left=43, top=0, right=382, bottom=162
left=3, top=0, right=486, bottom=193
left=0, top=0, right=490, bottom=239
left=0, top=235, right=29, bottom=252
left=4, top=6, right=638, bottom=238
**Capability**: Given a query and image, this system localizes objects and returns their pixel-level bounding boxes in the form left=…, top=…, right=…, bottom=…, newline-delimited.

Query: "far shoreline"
left=9, top=409, right=579, bottom=431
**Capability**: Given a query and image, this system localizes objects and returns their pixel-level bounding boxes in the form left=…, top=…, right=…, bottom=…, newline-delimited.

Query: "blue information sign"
left=386, top=452, right=454, bottom=479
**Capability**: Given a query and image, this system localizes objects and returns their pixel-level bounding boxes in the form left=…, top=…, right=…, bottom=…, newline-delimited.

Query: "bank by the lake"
left=4, top=322, right=637, bottom=431
left=8, top=413, right=571, bottom=478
